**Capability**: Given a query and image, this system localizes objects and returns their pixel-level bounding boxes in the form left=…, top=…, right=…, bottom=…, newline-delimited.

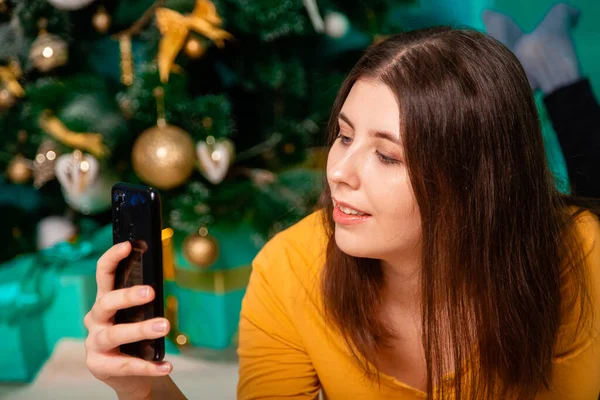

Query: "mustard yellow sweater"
left=237, top=209, right=600, bottom=399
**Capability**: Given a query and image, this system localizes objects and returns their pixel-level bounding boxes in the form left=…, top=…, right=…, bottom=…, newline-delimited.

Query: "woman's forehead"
left=340, top=79, right=401, bottom=135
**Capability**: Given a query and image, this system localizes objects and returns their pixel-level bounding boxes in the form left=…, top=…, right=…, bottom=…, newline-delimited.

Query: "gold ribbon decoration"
left=119, top=35, right=134, bottom=86
left=162, top=227, right=176, bottom=281
left=155, top=0, right=233, bottom=83
left=0, top=61, right=24, bottom=97
left=174, top=265, right=252, bottom=293
left=38, top=111, right=109, bottom=159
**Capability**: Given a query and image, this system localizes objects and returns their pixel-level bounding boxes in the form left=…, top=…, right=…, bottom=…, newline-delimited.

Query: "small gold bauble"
left=176, top=334, right=189, bottom=346
left=131, top=124, right=195, bottom=190
left=0, top=88, right=16, bottom=111
left=184, top=37, right=206, bottom=59
left=182, top=231, right=220, bottom=268
left=283, top=143, right=296, bottom=154
left=7, top=155, right=32, bottom=184
left=29, top=33, right=68, bottom=72
left=92, top=7, right=111, bottom=34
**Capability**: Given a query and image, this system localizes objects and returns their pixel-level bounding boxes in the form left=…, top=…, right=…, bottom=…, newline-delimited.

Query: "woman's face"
left=327, top=78, right=421, bottom=261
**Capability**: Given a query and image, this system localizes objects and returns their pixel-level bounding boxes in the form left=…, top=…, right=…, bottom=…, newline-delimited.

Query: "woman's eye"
left=376, top=151, right=400, bottom=165
left=336, top=133, right=352, bottom=145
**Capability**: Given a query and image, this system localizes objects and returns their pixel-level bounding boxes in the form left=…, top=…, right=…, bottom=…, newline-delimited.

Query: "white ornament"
left=324, top=12, right=349, bottom=38
left=55, top=151, right=99, bottom=195
left=302, top=0, right=325, bottom=33
left=37, top=216, right=77, bottom=250
left=46, top=0, right=96, bottom=10
left=196, top=138, right=235, bottom=184
left=62, top=172, right=117, bottom=215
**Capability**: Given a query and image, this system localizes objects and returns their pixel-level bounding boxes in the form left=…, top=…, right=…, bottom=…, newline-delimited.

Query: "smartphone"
left=111, top=182, right=165, bottom=362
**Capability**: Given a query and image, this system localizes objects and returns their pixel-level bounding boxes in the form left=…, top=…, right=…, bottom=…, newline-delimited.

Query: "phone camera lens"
left=113, top=190, right=125, bottom=203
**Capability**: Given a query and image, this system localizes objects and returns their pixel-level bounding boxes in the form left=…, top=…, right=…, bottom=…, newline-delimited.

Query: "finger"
left=91, top=285, right=155, bottom=324
left=94, top=317, right=170, bottom=352
left=87, top=355, right=172, bottom=379
left=96, top=241, right=131, bottom=298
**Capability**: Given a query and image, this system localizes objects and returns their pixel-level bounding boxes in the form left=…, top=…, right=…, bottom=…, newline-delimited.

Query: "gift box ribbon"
left=0, top=224, right=111, bottom=325
left=174, top=265, right=252, bottom=293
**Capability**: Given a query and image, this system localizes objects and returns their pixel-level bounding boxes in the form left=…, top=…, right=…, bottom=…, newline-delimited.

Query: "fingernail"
left=119, top=241, right=129, bottom=250
left=157, top=363, right=171, bottom=373
left=139, top=287, right=149, bottom=297
left=152, top=321, right=167, bottom=332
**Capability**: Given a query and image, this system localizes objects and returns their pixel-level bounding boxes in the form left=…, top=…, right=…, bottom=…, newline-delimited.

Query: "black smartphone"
left=111, top=182, right=165, bottom=362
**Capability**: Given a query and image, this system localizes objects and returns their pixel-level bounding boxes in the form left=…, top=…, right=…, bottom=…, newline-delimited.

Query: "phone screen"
left=114, top=240, right=147, bottom=323
left=114, top=239, right=156, bottom=360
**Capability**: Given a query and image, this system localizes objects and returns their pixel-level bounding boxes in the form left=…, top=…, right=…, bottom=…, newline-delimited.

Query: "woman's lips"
left=332, top=198, right=372, bottom=225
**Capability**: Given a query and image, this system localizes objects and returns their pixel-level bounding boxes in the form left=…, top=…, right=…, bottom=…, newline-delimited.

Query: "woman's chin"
left=334, top=232, right=373, bottom=259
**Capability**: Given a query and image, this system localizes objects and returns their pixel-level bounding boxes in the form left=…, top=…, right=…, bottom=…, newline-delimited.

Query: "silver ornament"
left=324, top=12, right=349, bottom=39
left=46, top=0, right=96, bottom=11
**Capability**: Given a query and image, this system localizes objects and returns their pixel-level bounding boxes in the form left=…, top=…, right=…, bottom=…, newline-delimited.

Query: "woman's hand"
left=84, top=241, right=172, bottom=400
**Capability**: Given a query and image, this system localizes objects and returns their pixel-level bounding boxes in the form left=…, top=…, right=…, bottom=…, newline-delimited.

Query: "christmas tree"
left=0, top=0, right=408, bottom=264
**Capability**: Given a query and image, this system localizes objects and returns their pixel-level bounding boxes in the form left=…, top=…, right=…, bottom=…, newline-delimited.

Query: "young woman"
left=84, top=27, right=600, bottom=400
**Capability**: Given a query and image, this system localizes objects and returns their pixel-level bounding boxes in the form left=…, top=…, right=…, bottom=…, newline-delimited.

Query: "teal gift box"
left=0, top=259, right=50, bottom=382
left=0, top=222, right=111, bottom=382
left=41, top=260, right=97, bottom=354
left=39, top=224, right=112, bottom=353
left=170, top=220, right=263, bottom=349
left=0, top=316, right=48, bottom=382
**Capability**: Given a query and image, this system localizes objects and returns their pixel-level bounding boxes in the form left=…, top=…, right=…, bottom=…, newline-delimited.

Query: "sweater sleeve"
left=535, top=211, right=600, bottom=400
left=543, top=79, right=600, bottom=199
left=236, top=235, right=320, bottom=400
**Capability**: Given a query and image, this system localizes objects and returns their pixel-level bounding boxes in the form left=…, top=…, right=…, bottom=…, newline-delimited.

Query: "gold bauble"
left=182, top=231, right=220, bottom=268
left=131, top=124, right=195, bottom=190
left=29, top=33, right=68, bottom=72
left=184, top=37, right=206, bottom=59
left=7, top=155, right=32, bottom=184
left=92, top=7, right=111, bottom=34
left=283, top=143, right=296, bottom=155
left=0, top=88, right=16, bottom=111
left=175, top=333, right=189, bottom=346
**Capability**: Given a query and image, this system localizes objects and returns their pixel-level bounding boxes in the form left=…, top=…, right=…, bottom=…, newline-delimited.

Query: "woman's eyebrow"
left=338, top=112, right=402, bottom=146
left=338, top=112, right=354, bottom=129
left=371, top=130, right=402, bottom=146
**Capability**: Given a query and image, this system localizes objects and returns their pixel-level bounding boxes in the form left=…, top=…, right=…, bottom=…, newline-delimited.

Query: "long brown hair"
left=320, top=26, right=596, bottom=399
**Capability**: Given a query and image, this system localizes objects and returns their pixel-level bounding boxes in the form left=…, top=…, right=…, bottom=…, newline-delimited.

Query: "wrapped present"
left=168, top=220, right=263, bottom=349
left=40, top=221, right=112, bottom=353
left=0, top=221, right=111, bottom=381
left=0, top=259, right=49, bottom=382
left=41, top=261, right=97, bottom=353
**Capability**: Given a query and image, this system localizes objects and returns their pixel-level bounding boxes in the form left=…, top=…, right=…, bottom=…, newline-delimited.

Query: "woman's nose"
left=328, top=150, right=360, bottom=190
